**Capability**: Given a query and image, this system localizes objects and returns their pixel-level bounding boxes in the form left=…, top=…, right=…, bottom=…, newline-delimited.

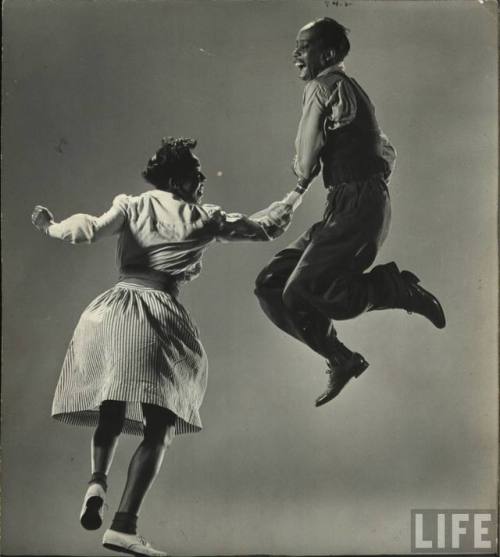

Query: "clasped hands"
left=252, top=200, right=293, bottom=230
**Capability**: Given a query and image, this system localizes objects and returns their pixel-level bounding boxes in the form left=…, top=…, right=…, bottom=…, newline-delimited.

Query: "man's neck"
left=317, top=61, right=346, bottom=78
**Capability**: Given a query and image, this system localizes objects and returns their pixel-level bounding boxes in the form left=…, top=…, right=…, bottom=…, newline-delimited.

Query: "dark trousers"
left=255, top=175, right=407, bottom=359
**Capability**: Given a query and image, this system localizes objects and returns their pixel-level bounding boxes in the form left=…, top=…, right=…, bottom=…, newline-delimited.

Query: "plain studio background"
left=2, top=1, right=497, bottom=555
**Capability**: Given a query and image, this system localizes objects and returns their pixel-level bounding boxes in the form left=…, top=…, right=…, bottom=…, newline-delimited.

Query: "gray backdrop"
left=2, top=0, right=498, bottom=555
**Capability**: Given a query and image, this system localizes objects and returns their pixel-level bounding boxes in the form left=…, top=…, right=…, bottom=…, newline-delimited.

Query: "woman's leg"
left=81, top=400, right=126, bottom=530
left=110, top=404, right=176, bottom=535
left=91, top=400, right=127, bottom=486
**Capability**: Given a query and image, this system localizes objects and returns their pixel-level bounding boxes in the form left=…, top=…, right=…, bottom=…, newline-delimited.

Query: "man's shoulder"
left=303, top=72, right=347, bottom=102
left=314, top=69, right=348, bottom=91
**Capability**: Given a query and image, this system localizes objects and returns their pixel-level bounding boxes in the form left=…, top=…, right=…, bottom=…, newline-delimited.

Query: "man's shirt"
left=293, top=65, right=396, bottom=190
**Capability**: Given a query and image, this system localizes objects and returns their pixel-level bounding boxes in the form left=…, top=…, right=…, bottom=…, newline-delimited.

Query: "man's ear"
left=322, top=48, right=336, bottom=65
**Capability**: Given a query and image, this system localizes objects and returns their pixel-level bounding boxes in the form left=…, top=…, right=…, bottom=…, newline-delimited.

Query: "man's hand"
left=251, top=201, right=293, bottom=230
left=251, top=201, right=293, bottom=239
left=32, top=205, right=54, bottom=233
left=264, top=201, right=292, bottom=228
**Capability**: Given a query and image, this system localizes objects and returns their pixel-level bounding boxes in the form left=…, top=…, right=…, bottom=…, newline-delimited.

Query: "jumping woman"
left=31, top=137, right=296, bottom=556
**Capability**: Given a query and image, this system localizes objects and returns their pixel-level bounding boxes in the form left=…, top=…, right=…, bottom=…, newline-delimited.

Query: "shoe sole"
left=103, top=542, right=139, bottom=556
left=80, top=496, right=103, bottom=530
left=103, top=542, right=163, bottom=557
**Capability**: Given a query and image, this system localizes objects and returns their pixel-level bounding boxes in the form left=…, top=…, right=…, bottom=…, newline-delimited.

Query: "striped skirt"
left=52, top=280, right=208, bottom=435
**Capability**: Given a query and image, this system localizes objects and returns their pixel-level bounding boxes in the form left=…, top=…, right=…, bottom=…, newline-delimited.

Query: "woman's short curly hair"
left=142, top=136, right=198, bottom=189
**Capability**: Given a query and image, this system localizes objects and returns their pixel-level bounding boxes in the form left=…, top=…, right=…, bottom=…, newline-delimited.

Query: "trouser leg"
left=282, top=179, right=397, bottom=321
left=255, top=225, right=343, bottom=360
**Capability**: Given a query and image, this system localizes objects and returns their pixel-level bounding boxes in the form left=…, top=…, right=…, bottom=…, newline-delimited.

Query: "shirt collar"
left=317, top=62, right=346, bottom=78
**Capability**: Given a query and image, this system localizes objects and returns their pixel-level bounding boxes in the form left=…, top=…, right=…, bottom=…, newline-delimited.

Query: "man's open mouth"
left=294, top=60, right=306, bottom=70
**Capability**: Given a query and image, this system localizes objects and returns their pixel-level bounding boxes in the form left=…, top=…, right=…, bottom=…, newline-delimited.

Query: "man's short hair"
left=142, top=137, right=197, bottom=189
left=312, top=17, right=350, bottom=63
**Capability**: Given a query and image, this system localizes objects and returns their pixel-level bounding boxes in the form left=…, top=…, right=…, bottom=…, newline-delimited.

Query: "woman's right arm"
left=31, top=195, right=128, bottom=244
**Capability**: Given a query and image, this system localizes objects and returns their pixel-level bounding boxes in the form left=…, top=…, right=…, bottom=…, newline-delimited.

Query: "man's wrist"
left=282, top=191, right=303, bottom=210
left=295, top=175, right=311, bottom=191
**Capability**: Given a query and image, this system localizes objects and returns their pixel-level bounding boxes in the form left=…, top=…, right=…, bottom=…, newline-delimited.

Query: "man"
left=255, top=18, right=445, bottom=407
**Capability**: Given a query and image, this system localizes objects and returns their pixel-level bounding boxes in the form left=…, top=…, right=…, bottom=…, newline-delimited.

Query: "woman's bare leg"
left=110, top=404, right=176, bottom=535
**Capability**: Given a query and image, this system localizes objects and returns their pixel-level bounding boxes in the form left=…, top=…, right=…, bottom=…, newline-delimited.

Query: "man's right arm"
left=292, top=81, right=329, bottom=194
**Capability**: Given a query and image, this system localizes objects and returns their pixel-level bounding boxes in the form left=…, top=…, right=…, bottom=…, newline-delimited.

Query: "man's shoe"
left=102, top=529, right=168, bottom=557
left=401, top=271, right=446, bottom=329
left=315, top=353, right=369, bottom=407
left=80, top=483, right=106, bottom=530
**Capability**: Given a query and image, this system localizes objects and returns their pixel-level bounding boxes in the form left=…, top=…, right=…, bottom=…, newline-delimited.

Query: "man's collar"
left=317, top=62, right=346, bottom=78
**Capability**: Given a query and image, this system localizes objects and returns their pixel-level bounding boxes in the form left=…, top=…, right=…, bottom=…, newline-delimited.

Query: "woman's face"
left=176, top=156, right=206, bottom=203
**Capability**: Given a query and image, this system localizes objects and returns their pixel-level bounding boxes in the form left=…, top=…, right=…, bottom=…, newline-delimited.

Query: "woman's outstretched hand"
left=32, top=205, right=54, bottom=234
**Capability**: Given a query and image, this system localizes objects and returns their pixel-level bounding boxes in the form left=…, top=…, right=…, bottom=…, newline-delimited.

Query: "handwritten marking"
left=324, top=0, right=352, bottom=6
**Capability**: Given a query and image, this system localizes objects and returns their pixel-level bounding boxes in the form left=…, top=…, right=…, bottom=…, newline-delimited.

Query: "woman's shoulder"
left=116, top=189, right=169, bottom=208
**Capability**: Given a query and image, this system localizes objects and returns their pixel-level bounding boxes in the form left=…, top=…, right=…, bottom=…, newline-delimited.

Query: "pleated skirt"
left=52, top=281, right=208, bottom=435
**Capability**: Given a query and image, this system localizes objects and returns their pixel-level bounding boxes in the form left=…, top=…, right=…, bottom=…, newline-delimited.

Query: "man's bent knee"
left=254, top=269, right=274, bottom=298
left=283, top=276, right=358, bottom=319
left=282, top=279, right=308, bottom=312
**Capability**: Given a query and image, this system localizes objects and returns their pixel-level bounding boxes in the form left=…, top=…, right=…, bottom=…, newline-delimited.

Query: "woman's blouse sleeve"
left=47, top=194, right=129, bottom=244
left=198, top=203, right=285, bottom=243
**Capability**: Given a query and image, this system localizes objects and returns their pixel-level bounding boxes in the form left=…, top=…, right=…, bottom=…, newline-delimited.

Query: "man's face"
left=293, top=24, right=328, bottom=81
left=177, top=155, right=206, bottom=203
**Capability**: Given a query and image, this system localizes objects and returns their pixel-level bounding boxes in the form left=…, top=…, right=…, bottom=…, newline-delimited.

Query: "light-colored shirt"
left=293, top=65, right=396, bottom=189
left=48, top=189, right=281, bottom=281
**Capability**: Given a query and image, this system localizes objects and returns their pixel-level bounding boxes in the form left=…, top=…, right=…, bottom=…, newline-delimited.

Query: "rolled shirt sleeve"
left=379, top=131, right=397, bottom=179
left=47, top=194, right=128, bottom=243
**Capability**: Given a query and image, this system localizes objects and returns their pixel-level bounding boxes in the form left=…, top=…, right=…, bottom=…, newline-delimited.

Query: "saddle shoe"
left=80, top=483, right=106, bottom=530
left=103, top=529, right=168, bottom=557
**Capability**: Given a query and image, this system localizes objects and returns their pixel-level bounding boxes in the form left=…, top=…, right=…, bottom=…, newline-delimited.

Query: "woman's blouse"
left=47, top=189, right=280, bottom=281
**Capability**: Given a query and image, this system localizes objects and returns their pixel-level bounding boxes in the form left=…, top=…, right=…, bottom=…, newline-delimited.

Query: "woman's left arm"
left=210, top=196, right=299, bottom=243
left=31, top=195, right=128, bottom=244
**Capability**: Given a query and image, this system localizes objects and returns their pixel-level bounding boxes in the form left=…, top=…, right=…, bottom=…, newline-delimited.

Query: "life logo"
left=411, top=510, right=497, bottom=553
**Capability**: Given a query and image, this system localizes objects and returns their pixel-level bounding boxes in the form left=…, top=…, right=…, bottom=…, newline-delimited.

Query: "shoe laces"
left=326, top=355, right=345, bottom=371
left=325, top=361, right=336, bottom=374
left=137, top=534, right=148, bottom=546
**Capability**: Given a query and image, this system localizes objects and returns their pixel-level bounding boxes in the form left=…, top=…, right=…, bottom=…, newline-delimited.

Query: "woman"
left=31, top=137, right=297, bottom=557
